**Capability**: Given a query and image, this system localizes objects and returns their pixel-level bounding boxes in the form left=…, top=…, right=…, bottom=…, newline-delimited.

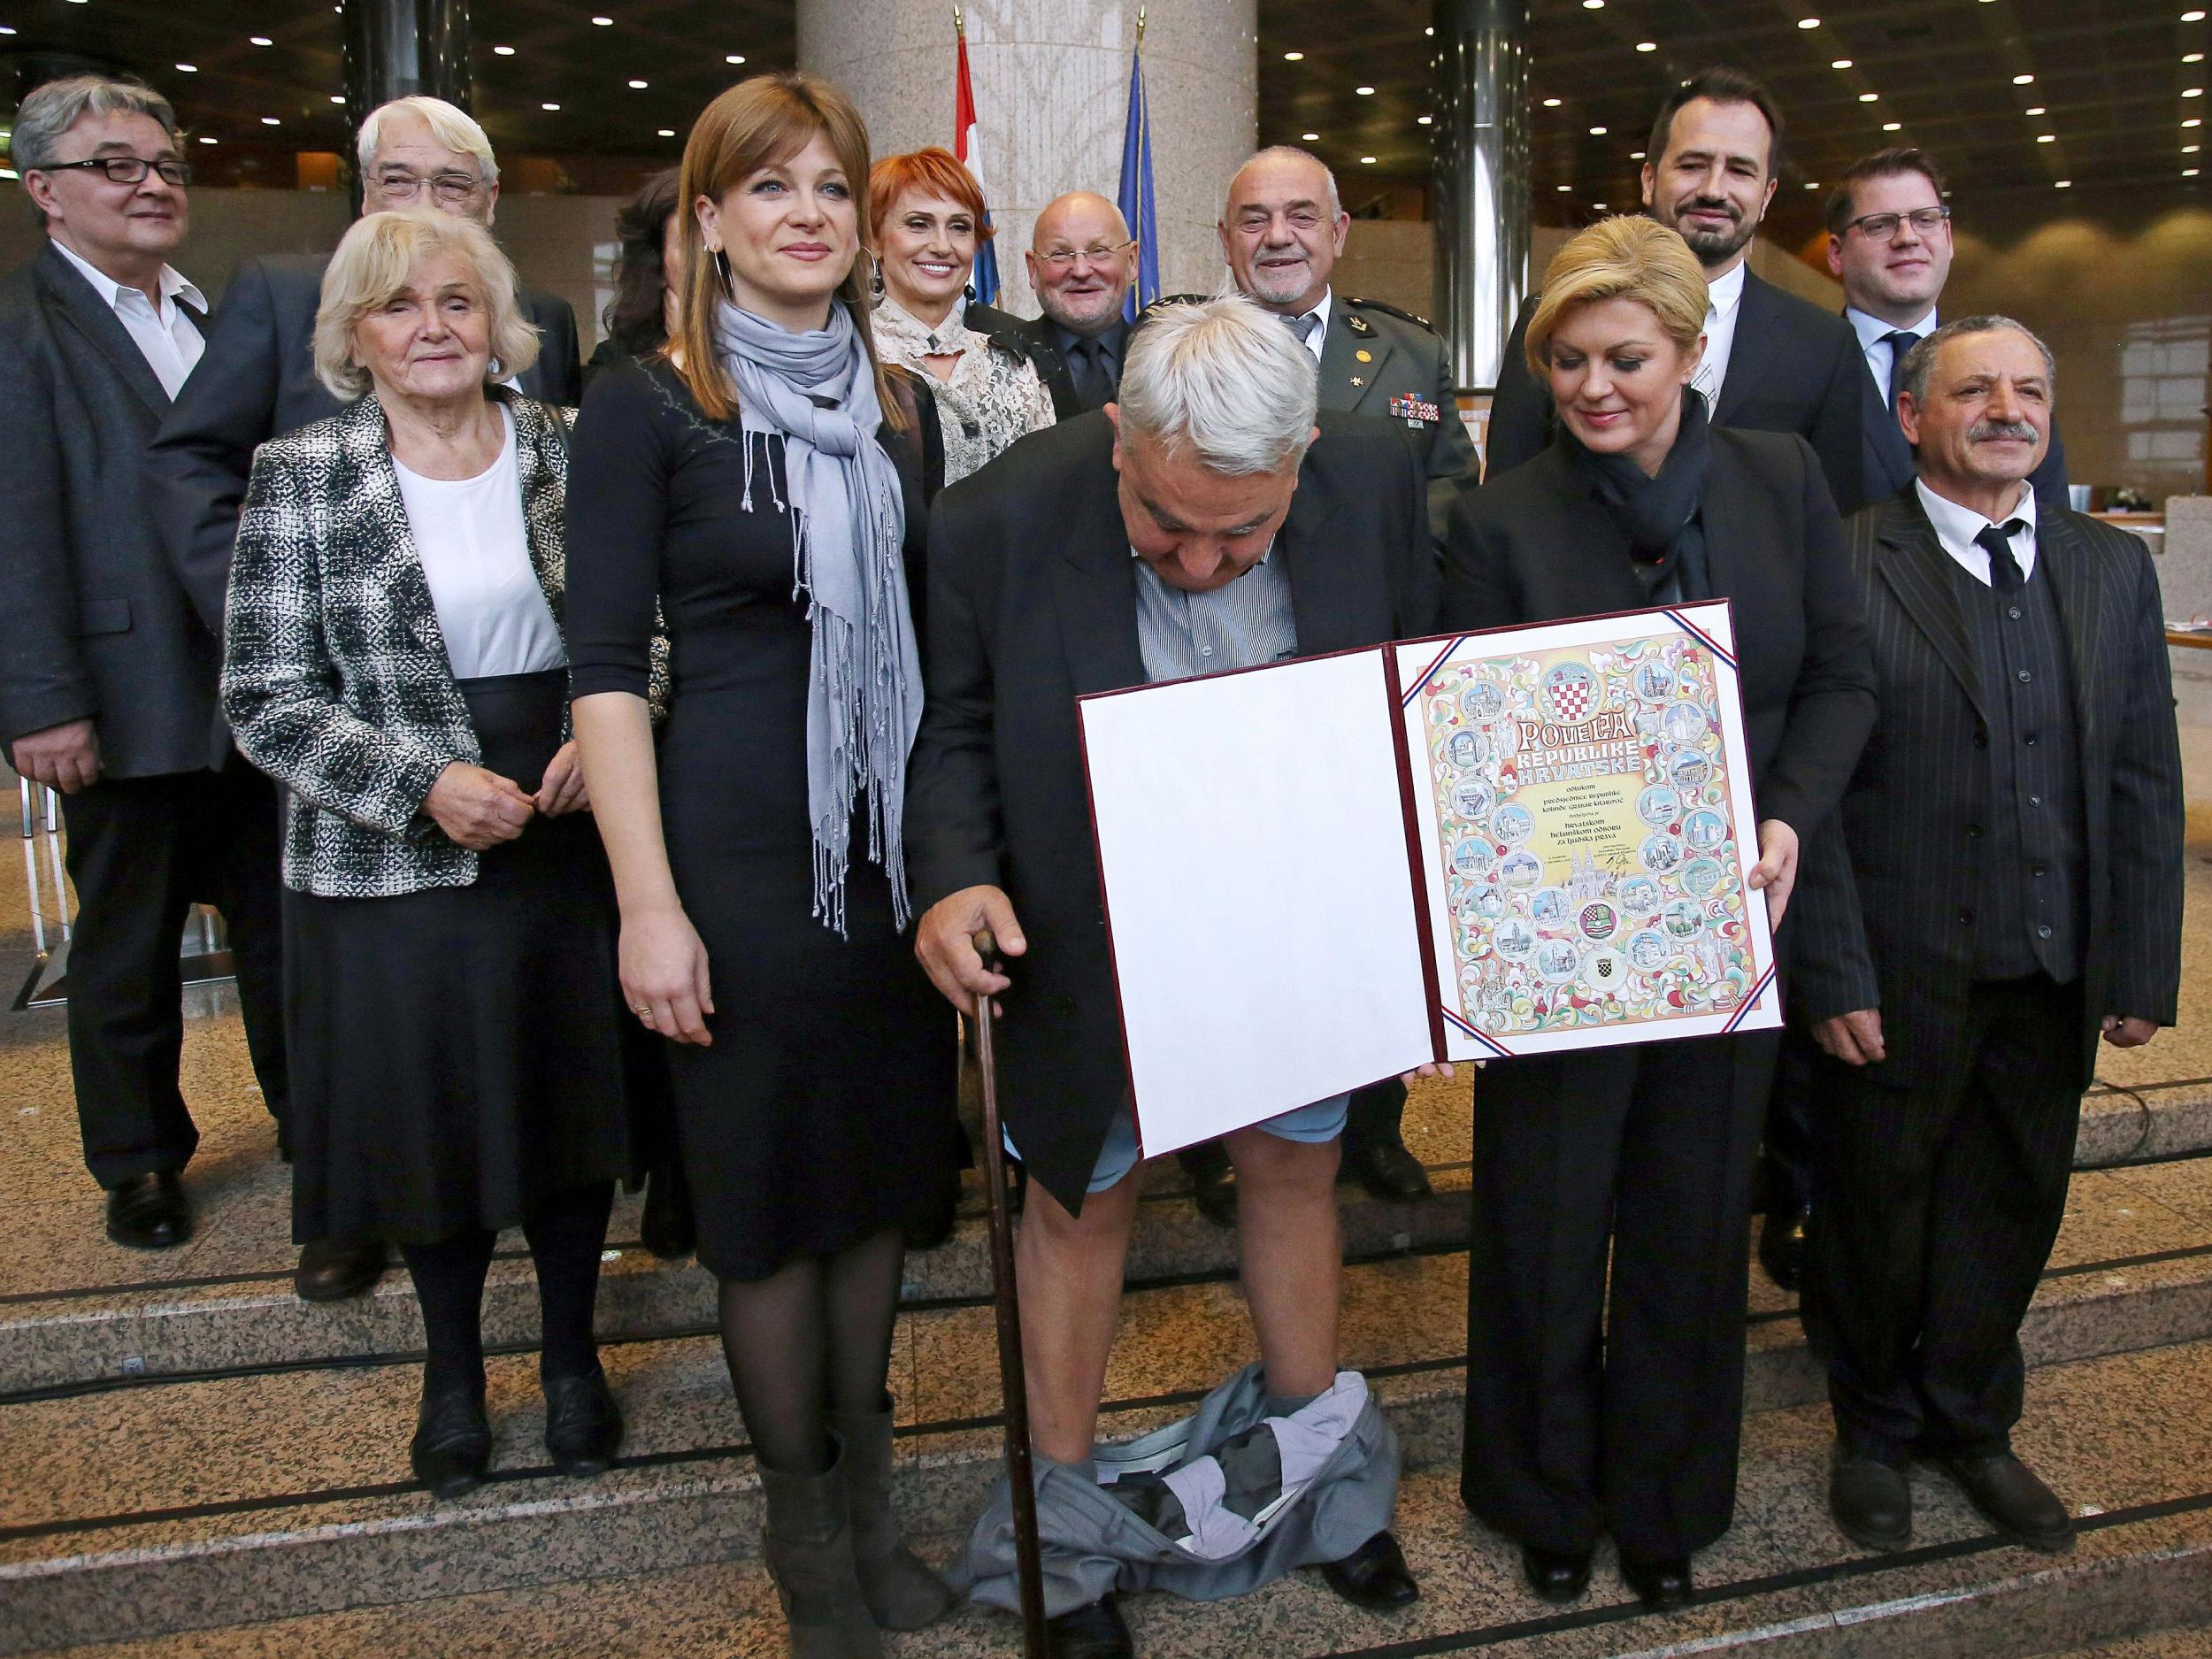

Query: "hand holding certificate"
left=1076, top=602, right=1780, bottom=1157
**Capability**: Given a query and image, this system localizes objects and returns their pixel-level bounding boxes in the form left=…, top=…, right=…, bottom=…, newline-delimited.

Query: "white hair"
left=12, top=75, right=177, bottom=173
left=1118, top=292, right=1319, bottom=476
left=355, top=96, right=499, bottom=184
left=1231, top=145, right=1342, bottom=220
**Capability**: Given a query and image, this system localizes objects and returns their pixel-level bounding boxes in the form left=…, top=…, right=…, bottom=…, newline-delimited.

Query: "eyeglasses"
left=372, top=170, right=484, bottom=205
left=1843, top=205, right=1951, bottom=241
left=1037, top=239, right=1135, bottom=271
left=35, top=156, right=190, bottom=187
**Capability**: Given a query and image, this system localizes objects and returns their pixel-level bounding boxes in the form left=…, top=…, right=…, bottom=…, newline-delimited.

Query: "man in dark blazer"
left=0, top=76, right=288, bottom=1258
left=1824, top=145, right=2068, bottom=512
left=907, top=296, right=1434, bottom=1655
left=1486, top=68, right=1864, bottom=513
left=1793, top=317, right=2185, bottom=1558
left=148, top=95, right=580, bottom=637
left=967, top=189, right=1137, bottom=419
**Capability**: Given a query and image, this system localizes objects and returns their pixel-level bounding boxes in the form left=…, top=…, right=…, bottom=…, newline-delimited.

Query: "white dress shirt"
left=50, top=237, right=205, bottom=400
left=392, top=407, right=567, bottom=679
left=1687, top=259, right=1747, bottom=407
left=1847, top=303, right=1938, bottom=403
left=1916, top=477, right=2039, bottom=588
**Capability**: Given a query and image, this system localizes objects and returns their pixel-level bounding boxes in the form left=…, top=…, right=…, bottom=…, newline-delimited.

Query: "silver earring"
left=712, top=248, right=734, bottom=296
left=869, top=251, right=884, bottom=299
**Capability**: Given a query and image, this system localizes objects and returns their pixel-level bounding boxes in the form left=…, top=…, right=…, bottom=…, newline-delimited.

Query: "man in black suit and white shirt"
left=1825, top=146, right=2068, bottom=512
left=0, top=76, right=289, bottom=1260
left=148, top=95, right=581, bottom=640
left=1794, top=317, right=2185, bottom=1557
left=1486, top=67, right=1864, bottom=512
left=968, top=190, right=1138, bottom=418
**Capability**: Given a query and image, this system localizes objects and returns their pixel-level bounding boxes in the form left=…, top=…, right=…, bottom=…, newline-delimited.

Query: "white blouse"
left=872, top=294, right=1058, bottom=483
left=392, top=406, right=567, bottom=680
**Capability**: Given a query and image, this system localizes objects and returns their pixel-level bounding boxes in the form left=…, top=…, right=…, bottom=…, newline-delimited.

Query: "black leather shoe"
left=410, top=1374, right=491, bottom=1499
left=1619, top=1553, right=1694, bottom=1609
left=104, top=1171, right=191, bottom=1249
left=1829, top=1450, right=1912, bottom=1550
left=1186, top=1155, right=1238, bottom=1228
left=1520, top=1545, right=1592, bottom=1605
left=1936, top=1452, right=2075, bottom=1552
left=1319, top=1528, right=1419, bottom=1609
left=1342, top=1135, right=1433, bottom=1202
left=639, top=1163, right=696, bottom=1260
left=1047, top=1593, right=1133, bottom=1658
left=1758, top=1202, right=1809, bottom=1292
left=543, top=1365, right=623, bottom=1476
left=295, top=1239, right=386, bottom=1302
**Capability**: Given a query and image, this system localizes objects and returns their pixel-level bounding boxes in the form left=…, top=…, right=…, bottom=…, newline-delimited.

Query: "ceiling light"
left=1594, top=202, right=1608, bottom=210
left=1806, top=180, right=1820, bottom=188
left=1636, top=41, right=1656, bottom=51
left=261, top=116, right=280, bottom=125
left=198, top=136, right=217, bottom=145
left=1542, top=96, right=1562, bottom=108
left=591, top=15, right=612, bottom=24
left=2189, top=52, right=2207, bottom=63
left=2025, top=105, right=2046, bottom=114
left=2037, top=133, right=2055, bottom=142
left=628, top=79, right=648, bottom=88
left=0, top=169, right=14, bottom=180
left=330, top=96, right=345, bottom=104
left=1284, top=50, right=1303, bottom=61
left=1417, top=114, right=1432, bottom=125
left=2188, top=167, right=2202, bottom=176
left=2055, top=179, right=2071, bottom=188
left=726, top=54, right=746, bottom=64
left=2188, top=143, right=2203, bottom=152
left=493, top=44, right=516, bottom=55
left=1798, top=16, right=1821, bottom=27
left=1832, top=58, right=1853, bottom=68
left=1582, top=1, right=1604, bottom=9
left=542, top=102, right=561, bottom=111
left=1558, top=183, right=1572, bottom=191
left=2188, top=87, right=2208, bottom=96
left=658, top=128, right=675, bottom=137
left=1859, top=92, right=1879, bottom=102
left=249, top=35, right=272, bottom=45
left=176, top=63, right=197, bottom=72
left=2190, top=117, right=2207, bottom=127
left=2012, top=73, right=2034, bottom=84
left=1359, top=156, right=1377, bottom=164
left=1302, top=131, right=1319, bottom=140
left=1356, top=85, right=1375, bottom=95
left=1631, top=150, right=1646, bottom=158
left=2186, top=8, right=2208, bottom=18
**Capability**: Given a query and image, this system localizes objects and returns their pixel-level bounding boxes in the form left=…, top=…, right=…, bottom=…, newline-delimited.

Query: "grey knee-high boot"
left=758, top=1449, right=883, bottom=1659
left=831, top=1400, right=960, bottom=1630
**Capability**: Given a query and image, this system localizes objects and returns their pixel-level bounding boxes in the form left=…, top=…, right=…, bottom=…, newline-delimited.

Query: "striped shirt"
left=1131, top=542, right=1299, bottom=683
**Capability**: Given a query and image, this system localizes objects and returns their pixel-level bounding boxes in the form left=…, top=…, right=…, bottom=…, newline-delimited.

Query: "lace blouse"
left=871, top=295, right=1057, bottom=483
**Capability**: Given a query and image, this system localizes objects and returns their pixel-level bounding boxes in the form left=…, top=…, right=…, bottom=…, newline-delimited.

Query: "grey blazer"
left=221, top=391, right=574, bottom=899
left=0, top=242, right=228, bottom=777
left=1792, top=488, right=2186, bottom=1091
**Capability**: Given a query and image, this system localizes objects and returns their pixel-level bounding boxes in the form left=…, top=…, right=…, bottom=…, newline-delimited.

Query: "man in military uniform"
left=1159, top=145, right=1476, bottom=1221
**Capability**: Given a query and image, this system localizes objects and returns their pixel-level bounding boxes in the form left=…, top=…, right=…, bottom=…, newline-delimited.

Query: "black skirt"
left=285, top=669, right=645, bottom=1247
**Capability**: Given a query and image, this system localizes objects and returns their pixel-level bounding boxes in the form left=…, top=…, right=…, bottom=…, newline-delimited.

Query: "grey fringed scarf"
left=714, top=300, right=921, bottom=933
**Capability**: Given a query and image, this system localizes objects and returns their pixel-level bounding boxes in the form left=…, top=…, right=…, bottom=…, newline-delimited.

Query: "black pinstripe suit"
left=1794, top=486, right=2185, bottom=1458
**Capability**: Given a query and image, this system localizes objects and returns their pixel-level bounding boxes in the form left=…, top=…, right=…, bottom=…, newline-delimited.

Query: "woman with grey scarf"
left=566, top=73, right=958, bottom=1658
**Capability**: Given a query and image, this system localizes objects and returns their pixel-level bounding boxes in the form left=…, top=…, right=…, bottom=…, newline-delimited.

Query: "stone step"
left=6, top=1074, right=2206, bottom=1395
left=19, top=1340, right=2212, bottom=1659
left=5, top=1163, right=2211, bottom=1655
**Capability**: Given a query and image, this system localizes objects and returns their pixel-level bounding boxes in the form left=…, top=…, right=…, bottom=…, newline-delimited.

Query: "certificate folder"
left=1075, top=601, right=1780, bottom=1159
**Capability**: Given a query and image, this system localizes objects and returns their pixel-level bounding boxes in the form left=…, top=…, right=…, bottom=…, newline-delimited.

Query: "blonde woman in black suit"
left=1443, top=215, right=1877, bottom=1609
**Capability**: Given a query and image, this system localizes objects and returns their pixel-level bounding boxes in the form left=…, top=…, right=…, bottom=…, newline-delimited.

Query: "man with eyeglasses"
left=0, top=76, right=292, bottom=1260
left=1826, top=147, right=2068, bottom=511
left=967, top=190, right=1140, bottom=417
left=143, top=95, right=580, bottom=1304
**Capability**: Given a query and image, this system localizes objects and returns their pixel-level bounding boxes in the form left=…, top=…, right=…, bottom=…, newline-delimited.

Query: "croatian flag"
left=954, top=23, right=1001, bottom=307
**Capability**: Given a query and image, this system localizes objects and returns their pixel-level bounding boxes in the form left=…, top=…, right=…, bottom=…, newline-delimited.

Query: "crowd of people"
left=0, top=55, right=2185, bottom=1659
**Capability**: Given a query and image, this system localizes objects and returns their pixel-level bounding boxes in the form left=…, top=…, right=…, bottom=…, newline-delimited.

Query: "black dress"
left=564, top=357, right=957, bottom=1282
left=286, top=668, right=642, bottom=1247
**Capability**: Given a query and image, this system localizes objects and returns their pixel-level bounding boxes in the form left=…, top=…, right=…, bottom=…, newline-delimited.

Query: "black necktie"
left=1974, top=520, right=2028, bottom=593
left=1882, top=330, right=1921, bottom=411
left=1068, top=337, right=1111, bottom=411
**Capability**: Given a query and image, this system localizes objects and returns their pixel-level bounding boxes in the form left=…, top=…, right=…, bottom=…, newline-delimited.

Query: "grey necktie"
left=1282, top=311, right=1321, bottom=346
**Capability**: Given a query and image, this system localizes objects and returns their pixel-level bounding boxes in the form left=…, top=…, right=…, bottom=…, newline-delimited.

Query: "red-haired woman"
left=868, top=146, right=1054, bottom=482
left=565, top=73, right=957, bottom=1655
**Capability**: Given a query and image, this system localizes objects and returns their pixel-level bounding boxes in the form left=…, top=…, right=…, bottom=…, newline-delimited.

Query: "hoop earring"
left=712, top=248, right=734, bottom=297
left=869, top=251, right=885, bottom=300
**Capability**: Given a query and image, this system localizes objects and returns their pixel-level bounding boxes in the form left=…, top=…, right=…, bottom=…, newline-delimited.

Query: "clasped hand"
left=425, top=743, right=591, bottom=852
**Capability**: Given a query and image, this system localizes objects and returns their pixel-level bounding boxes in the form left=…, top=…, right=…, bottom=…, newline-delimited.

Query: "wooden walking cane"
left=971, top=928, right=1050, bottom=1659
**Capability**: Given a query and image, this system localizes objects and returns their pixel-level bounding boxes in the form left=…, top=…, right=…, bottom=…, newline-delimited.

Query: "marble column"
left=798, top=0, right=1256, bottom=319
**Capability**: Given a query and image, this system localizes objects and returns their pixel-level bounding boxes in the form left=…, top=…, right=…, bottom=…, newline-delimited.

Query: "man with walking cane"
left=909, top=294, right=1438, bottom=1658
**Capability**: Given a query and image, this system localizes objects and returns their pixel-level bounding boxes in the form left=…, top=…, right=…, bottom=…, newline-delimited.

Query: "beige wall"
left=1947, top=210, right=2212, bottom=503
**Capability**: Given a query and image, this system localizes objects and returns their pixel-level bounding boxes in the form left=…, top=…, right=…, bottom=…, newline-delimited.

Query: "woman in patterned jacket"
left=221, top=208, right=641, bottom=1501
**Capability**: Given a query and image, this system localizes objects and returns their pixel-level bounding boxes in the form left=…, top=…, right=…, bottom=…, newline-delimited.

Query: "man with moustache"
left=1177, top=145, right=1478, bottom=1219
left=1826, top=147, right=2068, bottom=510
left=144, top=94, right=580, bottom=1302
left=969, top=191, right=1139, bottom=417
left=1486, top=68, right=1863, bottom=513
left=0, top=77, right=289, bottom=1257
left=1793, top=318, right=2183, bottom=1556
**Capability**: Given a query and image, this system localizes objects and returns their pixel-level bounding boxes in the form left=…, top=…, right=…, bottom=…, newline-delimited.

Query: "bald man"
left=968, top=190, right=1138, bottom=417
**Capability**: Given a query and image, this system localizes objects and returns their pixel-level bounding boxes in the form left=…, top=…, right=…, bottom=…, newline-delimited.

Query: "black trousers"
left=1461, top=1032, right=1769, bottom=1559
left=1799, top=973, right=2083, bottom=1462
left=1758, top=1024, right=1821, bottom=1217
left=58, top=764, right=288, bottom=1187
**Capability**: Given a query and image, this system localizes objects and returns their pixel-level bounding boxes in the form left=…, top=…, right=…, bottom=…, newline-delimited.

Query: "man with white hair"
left=909, top=295, right=1434, bottom=1656
left=143, top=95, right=580, bottom=1303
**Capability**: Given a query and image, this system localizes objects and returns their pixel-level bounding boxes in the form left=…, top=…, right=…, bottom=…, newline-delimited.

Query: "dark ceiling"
left=1, top=0, right=2202, bottom=238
